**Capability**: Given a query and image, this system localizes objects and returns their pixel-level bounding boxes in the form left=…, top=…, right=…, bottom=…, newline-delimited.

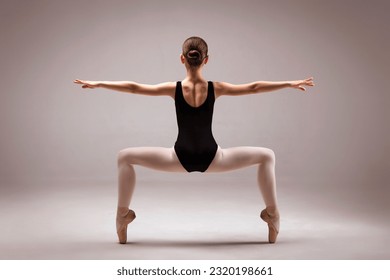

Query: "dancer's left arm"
left=214, top=77, right=315, bottom=98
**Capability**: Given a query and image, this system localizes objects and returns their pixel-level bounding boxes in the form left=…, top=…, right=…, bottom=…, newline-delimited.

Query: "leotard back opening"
left=174, top=81, right=218, bottom=172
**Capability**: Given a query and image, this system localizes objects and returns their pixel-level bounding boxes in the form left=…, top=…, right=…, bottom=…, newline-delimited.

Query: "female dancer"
left=74, top=36, right=314, bottom=244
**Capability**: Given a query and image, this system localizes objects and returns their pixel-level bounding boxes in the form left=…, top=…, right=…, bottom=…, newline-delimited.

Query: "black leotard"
left=174, top=81, right=218, bottom=172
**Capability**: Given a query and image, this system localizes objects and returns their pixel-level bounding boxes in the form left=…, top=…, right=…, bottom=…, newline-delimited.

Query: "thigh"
left=206, top=146, right=274, bottom=173
left=118, top=146, right=187, bottom=172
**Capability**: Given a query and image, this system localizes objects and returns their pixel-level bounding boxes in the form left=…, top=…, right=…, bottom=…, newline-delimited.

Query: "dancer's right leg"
left=115, top=146, right=185, bottom=244
left=207, top=146, right=280, bottom=243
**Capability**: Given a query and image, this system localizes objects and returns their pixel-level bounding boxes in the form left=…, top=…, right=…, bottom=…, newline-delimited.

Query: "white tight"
left=117, top=146, right=278, bottom=211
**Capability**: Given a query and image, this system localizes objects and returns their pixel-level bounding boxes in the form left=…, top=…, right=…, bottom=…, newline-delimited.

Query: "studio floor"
left=0, top=176, right=389, bottom=260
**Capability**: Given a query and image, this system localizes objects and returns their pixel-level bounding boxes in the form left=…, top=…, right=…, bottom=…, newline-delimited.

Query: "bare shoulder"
left=132, top=81, right=177, bottom=98
left=154, top=81, right=177, bottom=98
left=212, top=81, right=227, bottom=99
left=157, top=81, right=177, bottom=89
left=213, top=81, right=255, bottom=98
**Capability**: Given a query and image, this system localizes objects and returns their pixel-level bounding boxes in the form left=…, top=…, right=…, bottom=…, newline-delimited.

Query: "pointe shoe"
left=260, top=209, right=279, bottom=244
left=116, top=208, right=136, bottom=244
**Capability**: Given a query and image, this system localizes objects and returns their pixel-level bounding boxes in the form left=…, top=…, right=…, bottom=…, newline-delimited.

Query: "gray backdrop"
left=0, top=0, right=389, bottom=259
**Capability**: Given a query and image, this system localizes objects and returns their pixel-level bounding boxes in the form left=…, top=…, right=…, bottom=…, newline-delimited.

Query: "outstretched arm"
left=214, top=77, right=315, bottom=98
left=73, top=80, right=176, bottom=98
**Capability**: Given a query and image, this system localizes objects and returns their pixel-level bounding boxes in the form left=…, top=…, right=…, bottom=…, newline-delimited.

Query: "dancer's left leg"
left=116, top=146, right=186, bottom=243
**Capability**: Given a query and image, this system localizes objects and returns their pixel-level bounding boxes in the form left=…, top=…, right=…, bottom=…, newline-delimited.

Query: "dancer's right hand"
left=290, top=77, right=315, bottom=92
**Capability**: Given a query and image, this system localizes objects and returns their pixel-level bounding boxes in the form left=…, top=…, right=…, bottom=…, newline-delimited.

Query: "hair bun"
left=187, top=49, right=201, bottom=59
left=182, top=37, right=208, bottom=68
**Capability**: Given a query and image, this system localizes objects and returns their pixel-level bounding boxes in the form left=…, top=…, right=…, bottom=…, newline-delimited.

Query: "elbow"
left=249, top=82, right=259, bottom=94
left=127, top=82, right=136, bottom=93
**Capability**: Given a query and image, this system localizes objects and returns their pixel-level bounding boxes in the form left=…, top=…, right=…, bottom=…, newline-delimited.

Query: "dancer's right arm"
left=73, top=80, right=176, bottom=98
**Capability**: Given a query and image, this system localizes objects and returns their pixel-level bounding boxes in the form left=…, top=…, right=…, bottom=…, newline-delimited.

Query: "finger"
left=306, top=77, right=313, bottom=82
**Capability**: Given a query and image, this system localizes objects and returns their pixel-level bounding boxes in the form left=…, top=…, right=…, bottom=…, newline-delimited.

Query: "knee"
left=117, top=149, right=132, bottom=166
left=261, top=148, right=276, bottom=165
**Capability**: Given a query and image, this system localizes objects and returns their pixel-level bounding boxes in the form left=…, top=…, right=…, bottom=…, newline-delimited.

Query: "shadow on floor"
left=124, top=240, right=272, bottom=247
